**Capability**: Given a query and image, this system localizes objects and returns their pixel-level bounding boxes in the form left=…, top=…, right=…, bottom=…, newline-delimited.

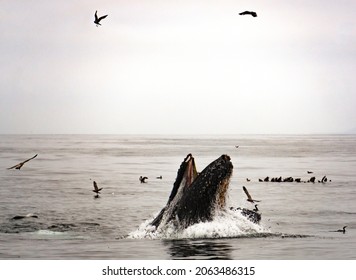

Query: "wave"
left=127, top=209, right=271, bottom=240
left=31, top=229, right=67, bottom=235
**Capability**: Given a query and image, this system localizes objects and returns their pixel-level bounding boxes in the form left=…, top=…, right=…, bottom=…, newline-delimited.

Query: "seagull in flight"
left=239, top=11, right=257, bottom=17
left=94, top=10, right=108, bottom=26
left=243, top=186, right=261, bottom=203
left=92, top=181, right=103, bottom=195
left=7, top=154, right=38, bottom=170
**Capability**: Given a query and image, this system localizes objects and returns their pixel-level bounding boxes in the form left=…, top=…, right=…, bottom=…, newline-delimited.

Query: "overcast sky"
left=1, top=0, right=356, bottom=134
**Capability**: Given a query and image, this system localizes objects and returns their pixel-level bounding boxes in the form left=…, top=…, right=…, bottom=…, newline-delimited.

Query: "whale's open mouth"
left=151, top=154, right=233, bottom=229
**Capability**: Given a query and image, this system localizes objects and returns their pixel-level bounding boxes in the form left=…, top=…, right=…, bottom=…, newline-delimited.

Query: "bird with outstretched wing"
left=239, top=11, right=257, bottom=17
left=243, top=186, right=261, bottom=203
left=94, top=10, right=108, bottom=26
left=7, top=154, right=38, bottom=170
left=92, top=181, right=103, bottom=194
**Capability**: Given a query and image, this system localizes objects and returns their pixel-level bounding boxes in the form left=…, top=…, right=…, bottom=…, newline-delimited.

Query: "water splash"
left=127, top=208, right=270, bottom=240
left=32, top=229, right=67, bottom=235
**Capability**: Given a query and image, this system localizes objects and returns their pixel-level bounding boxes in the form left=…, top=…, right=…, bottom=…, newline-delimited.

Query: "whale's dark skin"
left=230, top=207, right=261, bottom=224
left=151, top=154, right=233, bottom=229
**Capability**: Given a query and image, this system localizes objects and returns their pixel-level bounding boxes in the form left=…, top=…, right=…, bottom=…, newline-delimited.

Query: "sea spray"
left=127, top=208, right=269, bottom=240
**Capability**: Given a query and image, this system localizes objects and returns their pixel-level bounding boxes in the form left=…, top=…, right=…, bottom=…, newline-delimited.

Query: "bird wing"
left=239, top=11, right=257, bottom=17
left=98, top=15, right=108, bottom=22
left=7, top=154, right=37, bottom=169
left=22, top=154, right=38, bottom=164
left=95, top=11, right=98, bottom=21
left=7, top=163, right=22, bottom=170
left=243, top=186, right=253, bottom=200
left=93, top=181, right=98, bottom=191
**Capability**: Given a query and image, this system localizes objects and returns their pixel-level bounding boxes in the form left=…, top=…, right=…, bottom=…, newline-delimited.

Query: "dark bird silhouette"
left=307, top=171, right=313, bottom=174
left=239, top=11, right=257, bottom=17
left=246, top=178, right=251, bottom=182
left=94, top=10, right=108, bottom=26
left=243, top=186, right=261, bottom=203
left=92, top=181, right=103, bottom=195
left=156, top=175, right=162, bottom=179
left=309, top=176, right=316, bottom=183
left=235, top=145, right=239, bottom=148
left=7, top=154, right=38, bottom=170
left=254, top=204, right=259, bottom=212
left=330, top=226, right=347, bottom=234
left=139, top=176, right=148, bottom=183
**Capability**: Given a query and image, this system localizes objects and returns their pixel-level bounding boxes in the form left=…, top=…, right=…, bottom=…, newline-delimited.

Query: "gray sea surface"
left=0, top=134, right=355, bottom=259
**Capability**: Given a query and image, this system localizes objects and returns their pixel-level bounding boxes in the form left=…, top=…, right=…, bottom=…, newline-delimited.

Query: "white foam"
left=127, top=209, right=269, bottom=240
left=32, top=230, right=66, bottom=235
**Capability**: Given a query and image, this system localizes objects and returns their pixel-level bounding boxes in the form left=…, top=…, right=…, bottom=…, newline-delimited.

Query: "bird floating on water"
left=243, top=186, right=261, bottom=203
left=7, top=154, right=38, bottom=170
left=239, top=11, right=257, bottom=17
left=94, top=10, right=108, bottom=26
left=330, top=226, right=347, bottom=234
left=139, top=176, right=148, bottom=183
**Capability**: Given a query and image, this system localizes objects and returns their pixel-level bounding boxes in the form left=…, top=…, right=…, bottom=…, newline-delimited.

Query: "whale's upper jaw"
left=150, top=154, right=198, bottom=228
left=167, top=154, right=198, bottom=204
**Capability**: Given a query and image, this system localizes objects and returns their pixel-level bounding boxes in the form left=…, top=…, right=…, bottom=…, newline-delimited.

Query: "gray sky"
left=1, top=0, right=356, bottom=134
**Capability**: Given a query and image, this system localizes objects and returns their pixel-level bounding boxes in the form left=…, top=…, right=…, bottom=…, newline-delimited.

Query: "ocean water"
left=0, top=134, right=355, bottom=259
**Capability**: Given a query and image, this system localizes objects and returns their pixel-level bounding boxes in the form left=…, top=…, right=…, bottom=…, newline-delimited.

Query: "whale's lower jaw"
left=151, top=154, right=233, bottom=229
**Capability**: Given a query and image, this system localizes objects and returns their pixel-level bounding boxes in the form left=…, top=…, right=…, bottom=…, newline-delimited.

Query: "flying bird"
left=94, top=10, right=108, bottom=26
left=92, top=181, right=103, bottom=195
left=7, top=154, right=38, bottom=170
left=243, top=186, right=261, bottom=203
left=239, top=11, right=257, bottom=17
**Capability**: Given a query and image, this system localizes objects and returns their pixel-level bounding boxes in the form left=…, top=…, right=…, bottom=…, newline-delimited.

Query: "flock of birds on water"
left=6, top=150, right=348, bottom=234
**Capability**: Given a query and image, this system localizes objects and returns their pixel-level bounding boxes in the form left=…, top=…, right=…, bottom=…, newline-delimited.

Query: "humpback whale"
left=151, top=154, right=233, bottom=229
left=230, top=206, right=261, bottom=224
